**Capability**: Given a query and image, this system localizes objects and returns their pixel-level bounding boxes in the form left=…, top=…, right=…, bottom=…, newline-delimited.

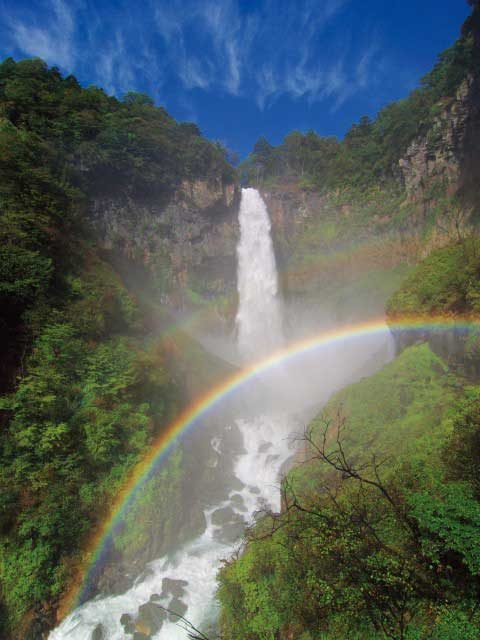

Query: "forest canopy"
left=0, top=57, right=234, bottom=636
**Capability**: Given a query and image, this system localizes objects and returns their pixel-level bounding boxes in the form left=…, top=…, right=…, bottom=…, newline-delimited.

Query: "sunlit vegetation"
left=387, top=239, right=480, bottom=318
left=218, top=345, right=480, bottom=639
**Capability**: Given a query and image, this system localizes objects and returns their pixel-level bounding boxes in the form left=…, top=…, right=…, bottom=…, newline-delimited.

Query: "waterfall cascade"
left=49, top=188, right=294, bottom=640
left=236, top=187, right=283, bottom=360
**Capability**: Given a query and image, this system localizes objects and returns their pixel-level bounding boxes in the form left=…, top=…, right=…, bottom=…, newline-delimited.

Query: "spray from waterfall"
left=48, top=185, right=394, bottom=640
left=236, top=188, right=283, bottom=361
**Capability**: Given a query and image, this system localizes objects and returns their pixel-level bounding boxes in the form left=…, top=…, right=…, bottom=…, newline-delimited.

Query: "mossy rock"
left=136, top=601, right=167, bottom=634
left=167, top=598, right=188, bottom=622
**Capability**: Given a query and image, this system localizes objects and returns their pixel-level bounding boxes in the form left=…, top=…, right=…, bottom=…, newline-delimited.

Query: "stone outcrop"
left=399, top=75, right=480, bottom=198
left=260, top=178, right=324, bottom=261
left=90, top=177, right=240, bottom=306
left=390, top=324, right=480, bottom=379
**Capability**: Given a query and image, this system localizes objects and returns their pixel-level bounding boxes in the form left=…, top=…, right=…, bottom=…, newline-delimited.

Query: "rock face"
left=260, top=178, right=322, bottom=263
left=399, top=75, right=480, bottom=198
left=391, top=325, right=480, bottom=380
left=90, top=177, right=240, bottom=306
left=258, top=73, right=480, bottom=310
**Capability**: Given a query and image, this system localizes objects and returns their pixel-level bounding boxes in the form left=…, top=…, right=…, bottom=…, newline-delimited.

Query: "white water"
left=50, top=188, right=294, bottom=640
left=49, top=413, right=292, bottom=640
left=236, top=187, right=283, bottom=360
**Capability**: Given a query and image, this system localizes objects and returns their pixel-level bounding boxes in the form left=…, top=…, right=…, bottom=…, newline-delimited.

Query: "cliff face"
left=399, top=74, right=480, bottom=199
left=84, top=52, right=480, bottom=327
left=260, top=179, right=324, bottom=261
left=90, top=178, right=240, bottom=307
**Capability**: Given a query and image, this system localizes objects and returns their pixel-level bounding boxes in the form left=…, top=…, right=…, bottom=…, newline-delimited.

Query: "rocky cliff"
left=399, top=74, right=480, bottom=200
left=90, top=178, right=240, bottom=309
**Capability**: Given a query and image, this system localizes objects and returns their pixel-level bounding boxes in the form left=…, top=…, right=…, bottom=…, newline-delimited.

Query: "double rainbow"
left=62, top=314, right=478, bottom=615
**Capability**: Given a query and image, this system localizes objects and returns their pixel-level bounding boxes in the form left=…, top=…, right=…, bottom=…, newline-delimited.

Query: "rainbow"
left=63, top=314, right=479, bottom=615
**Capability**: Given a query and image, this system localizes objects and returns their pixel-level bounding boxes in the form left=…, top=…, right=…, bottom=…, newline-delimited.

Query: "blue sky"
left=0, top=0, right=471, bottom=157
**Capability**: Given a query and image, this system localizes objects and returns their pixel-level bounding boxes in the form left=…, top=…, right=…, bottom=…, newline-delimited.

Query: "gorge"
left=49, top=187, right=391, bottom=639
left=49, top=188, right=292, bottom=639
left=1, top=4, right=480, bottom=640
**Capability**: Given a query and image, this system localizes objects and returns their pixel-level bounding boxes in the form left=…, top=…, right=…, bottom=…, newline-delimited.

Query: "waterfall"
left=49, top=186, right=294, bottom=640
left=46, top=170, right=402, bottom=640
left=47, top=184, right=392, bottom=640
left=236, top=188, right=282, bottom=360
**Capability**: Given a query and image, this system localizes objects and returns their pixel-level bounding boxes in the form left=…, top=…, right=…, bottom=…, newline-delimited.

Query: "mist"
left=48, top=187, right=395, bottom=640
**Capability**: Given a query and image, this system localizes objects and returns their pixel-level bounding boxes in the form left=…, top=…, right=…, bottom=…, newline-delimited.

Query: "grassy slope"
left=303, top=344, right=455, bottom=480
left=387, top=239, right=480, bottom=319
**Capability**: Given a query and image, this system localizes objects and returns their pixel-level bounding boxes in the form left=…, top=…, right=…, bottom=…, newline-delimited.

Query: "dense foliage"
left=240, top=8, right=479, bottom=191
left=0, top=58, right=234, bottom=636
left=387, top=240, right=480, bottom=318
left=0, top=58, right=235, bottom=198
left=0, top=258, right=183, bottom=633
left=0, top=327, right=178, bottom=618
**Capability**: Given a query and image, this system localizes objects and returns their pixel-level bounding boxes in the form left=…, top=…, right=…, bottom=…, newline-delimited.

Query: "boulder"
left=229, top=493, right=247, bottom=512
left=91, top=624, right=104, bottom=640
left=213, top=521, right=245, bottom=545
left=136, top=601, right=167, bottom=635
left=161, top=577, right=189, bottom=599
left=211, top=506, right=236, bottom=525
left=167, top=598, right=188, bottom=622
left=120, top=613, right=135, bottom=634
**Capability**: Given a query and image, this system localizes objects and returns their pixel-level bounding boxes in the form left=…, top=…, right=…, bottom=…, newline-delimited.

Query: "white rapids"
left=49, top=415, right=292, bottom=640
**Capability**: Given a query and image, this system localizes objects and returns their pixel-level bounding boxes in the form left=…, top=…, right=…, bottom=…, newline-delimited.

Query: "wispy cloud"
left=154, top=0, right=248, bottom=95
left=1, top=0, right=385, bottom=111
left=94, top=32, right=136, bottom=95
left=151, top=0, right=376, bottom=109
left=355, top=40, right=380, bottom=90
left=247, top=0, right=356, bottom=108
left=8, top=0, right=76, bottom=69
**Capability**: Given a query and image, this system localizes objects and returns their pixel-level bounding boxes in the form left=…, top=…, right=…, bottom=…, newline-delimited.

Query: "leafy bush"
left=387, top=240, right=480, bottom=317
